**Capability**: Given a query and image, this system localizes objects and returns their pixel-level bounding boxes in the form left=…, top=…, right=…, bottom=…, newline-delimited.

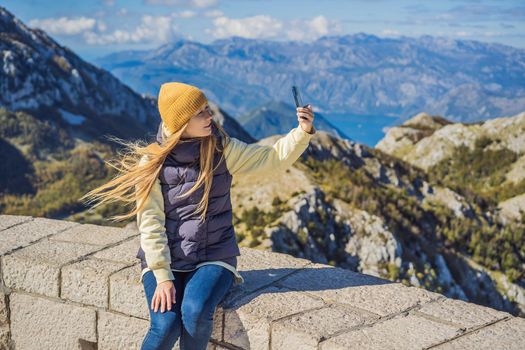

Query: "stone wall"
left=0, top=215, right=523, bottom=349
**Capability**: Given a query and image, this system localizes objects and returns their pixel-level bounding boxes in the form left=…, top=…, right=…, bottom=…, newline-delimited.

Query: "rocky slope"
left=0, top=6, right=158, bottom=141
left=230, top=129, right=525, bottom=317
left=376, top=111, right=525, bottom=222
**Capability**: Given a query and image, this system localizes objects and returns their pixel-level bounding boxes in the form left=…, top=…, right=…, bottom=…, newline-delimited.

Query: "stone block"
left=0, top=291, right=8, bottom=325
left=109, top=264, right=148, bottom=319
left=49, top=223, right=135, bottom=246
left=415, top=297, right=511, bottom=331
left=97, top=310, right=217, bottom=349
left=2, top=217, right=525, bottom=350
left=93, top=235, right=141, bottom=265
left=0, top=296, right=8, bottom=350
left=433, top=317, right=525, bottom=350
left=211, top=307, right=224, bottom=342
left=2, top=238, right=100, bottom=297
left=0, top=325, right=10, bottom=350
left=320, top=313, right=460, bottom=350
left=277, top=264, right=441, bottom=316
left=61, top=257, right=129, bottom=307
left=98, top=310, right=149, bottom=350
left=0, top=215, right=32, bottom=231
left=222, top=247, right=311, bottom=307
left=271, top=304, right=379, bottom=350
left=9, top=292, right=96, bottom=350
left=224, top=285, right=325, bottom=350
left=0, top=217, right=77, bottom=255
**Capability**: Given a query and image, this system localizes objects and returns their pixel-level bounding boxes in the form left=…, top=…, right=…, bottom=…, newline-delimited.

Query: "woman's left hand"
left=297, top=104, right=315, bottom=134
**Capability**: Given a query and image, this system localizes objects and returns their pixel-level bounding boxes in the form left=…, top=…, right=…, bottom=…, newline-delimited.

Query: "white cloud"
left=192, top=0, right=217, bottom=8
left=310, top=15, right=329, bottom=36
left=83, top=14, right=178, bottom=45
left=382, top=29, right=401, bottom=36
left=144, top=0, right=218, bottom=8
left=207, top=14, right=341, bottom=41
left=287, top=15, right=341, bottom=41
left=204, top=10, right=223, bottom=17
left=208, top=15, right=283, bottom=39
left=28, top=16, right=96, bottom=36
left=483, top=31, right=503, bottom=37
left=455, top=31, right=470, bottom=37
left=173, top=10, right=197, bottom=18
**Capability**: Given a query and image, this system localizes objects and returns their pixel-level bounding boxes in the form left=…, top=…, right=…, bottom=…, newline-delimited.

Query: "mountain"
left=207, top=102, right=256, bottom=143
left=229, top=128, right=525, bottom=317
left=0, top=6, right=159, bottom=142
left=237, top=100, right=348, bottom=140
left=95, top=34, right=525, bottom=124
left=375, top=111, right=525, bottom=223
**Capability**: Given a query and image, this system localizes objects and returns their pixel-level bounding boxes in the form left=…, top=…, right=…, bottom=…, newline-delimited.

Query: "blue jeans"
left=140, top=265, right=234, bottom=350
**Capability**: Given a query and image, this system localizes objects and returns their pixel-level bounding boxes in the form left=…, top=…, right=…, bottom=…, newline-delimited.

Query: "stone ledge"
left=0, top=215, right=522, bottom=350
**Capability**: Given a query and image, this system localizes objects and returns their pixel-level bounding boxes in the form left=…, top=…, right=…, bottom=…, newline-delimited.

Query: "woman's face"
left=181, top=104, right=214, bottom=139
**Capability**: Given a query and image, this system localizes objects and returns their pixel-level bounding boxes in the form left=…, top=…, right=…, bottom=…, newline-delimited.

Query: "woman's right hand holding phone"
left=297, top=104, right=315, bottom=134
left=151, top=280, right=176, bottom=313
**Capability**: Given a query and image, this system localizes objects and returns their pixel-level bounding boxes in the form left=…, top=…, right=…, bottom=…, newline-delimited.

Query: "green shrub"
left=428, top=141, right=519, bottom=203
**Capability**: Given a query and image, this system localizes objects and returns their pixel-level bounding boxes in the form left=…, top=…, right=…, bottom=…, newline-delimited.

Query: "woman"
left=81, top=82, right=315, bottom=349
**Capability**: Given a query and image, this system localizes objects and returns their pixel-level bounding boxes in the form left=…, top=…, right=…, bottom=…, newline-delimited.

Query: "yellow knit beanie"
left=157, top=82, right=208, bottom=134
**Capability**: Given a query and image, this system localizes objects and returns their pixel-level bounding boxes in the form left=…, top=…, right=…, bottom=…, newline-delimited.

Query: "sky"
left=4, top=0, right=525, bottom=61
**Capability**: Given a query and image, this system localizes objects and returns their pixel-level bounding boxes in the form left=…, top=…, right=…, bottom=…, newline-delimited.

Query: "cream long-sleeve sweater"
left=137, top=125, right=316, bottom=284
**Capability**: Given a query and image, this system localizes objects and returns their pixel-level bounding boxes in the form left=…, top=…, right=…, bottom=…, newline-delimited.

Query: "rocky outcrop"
left=377, top=112, right=452, bottom=159
left=1, top=215, right=524, bottom=349
left=339, top=202, right=402, bottom=277
left=376, top=111, right=525, bottom=226
left=498, top=193, right=525, bottom=223
left=376, top=111, right=525, bottom=172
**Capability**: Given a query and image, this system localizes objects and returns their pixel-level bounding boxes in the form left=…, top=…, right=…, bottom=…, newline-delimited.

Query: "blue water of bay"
left=323, top=113, right=402, bottom=148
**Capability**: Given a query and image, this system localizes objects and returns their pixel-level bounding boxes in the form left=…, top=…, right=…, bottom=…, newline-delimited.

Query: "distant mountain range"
left=95, top=33, right=525, bottom=125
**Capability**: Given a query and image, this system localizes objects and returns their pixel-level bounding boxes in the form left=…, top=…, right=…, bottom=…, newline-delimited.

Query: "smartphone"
left=292, top=86, right=309, bottom=121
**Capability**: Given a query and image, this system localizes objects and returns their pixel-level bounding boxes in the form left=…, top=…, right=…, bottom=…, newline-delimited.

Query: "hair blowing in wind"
left=79, top=120, right=231, bottom=223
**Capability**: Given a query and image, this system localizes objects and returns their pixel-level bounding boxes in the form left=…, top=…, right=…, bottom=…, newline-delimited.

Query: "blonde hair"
left=80, top=119, right=232, bottom=223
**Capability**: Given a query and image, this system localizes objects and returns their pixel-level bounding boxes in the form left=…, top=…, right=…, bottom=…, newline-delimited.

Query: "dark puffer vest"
left=135, top=123, right=239, bottom=271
